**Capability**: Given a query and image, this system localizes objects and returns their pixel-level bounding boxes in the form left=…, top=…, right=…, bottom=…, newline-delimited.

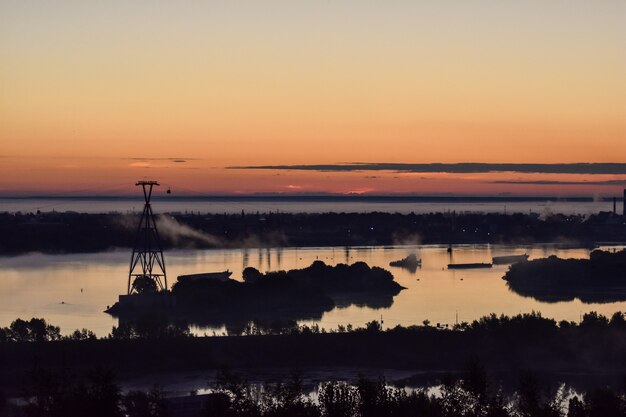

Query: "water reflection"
left=504, top=248, right=626, bottom=304
left=505, top=286, right=626, bottom=304
left=1, top=244, right=626, bottom=337
left=121, top=367, right=623, bottom=400
left=242, top=248, right=249, bottom=269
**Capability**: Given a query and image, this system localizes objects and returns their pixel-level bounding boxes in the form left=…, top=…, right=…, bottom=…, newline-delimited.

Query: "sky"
left=1, top=1, right=625, bottom=196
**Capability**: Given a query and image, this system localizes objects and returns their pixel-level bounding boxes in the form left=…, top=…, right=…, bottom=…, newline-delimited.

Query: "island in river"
left=106, top=261, right=405, bottom=327
left=503, top=249, right=626, bottom=303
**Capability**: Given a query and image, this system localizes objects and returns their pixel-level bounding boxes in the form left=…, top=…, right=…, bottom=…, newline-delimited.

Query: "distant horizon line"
left=1, top=194, right=624, bottom=202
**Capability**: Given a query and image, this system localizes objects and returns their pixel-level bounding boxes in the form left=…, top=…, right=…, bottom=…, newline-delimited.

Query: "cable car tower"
left=128, top=180, right=167, bottom=294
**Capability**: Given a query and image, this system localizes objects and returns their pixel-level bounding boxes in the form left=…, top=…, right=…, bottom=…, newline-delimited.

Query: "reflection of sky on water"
left=122, top=368, right=594, bottom=405
left=1, top=244, right=626, bottom=337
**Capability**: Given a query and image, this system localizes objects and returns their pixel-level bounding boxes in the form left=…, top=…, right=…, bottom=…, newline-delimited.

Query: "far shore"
left=1, top=211, right=624, bottom=254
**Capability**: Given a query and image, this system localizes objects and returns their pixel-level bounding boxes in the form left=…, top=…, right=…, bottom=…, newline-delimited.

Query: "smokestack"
left=624, top=189, right=626, bottom=217
left=614, top=197, right=617, bottom=214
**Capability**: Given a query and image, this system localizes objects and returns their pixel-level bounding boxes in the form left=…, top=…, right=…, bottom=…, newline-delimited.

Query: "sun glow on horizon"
left=1, top=1, right=625, bottom=196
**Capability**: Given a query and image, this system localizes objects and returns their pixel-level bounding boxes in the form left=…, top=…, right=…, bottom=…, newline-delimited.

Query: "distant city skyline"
left=1, top=1, right=625, bottom=196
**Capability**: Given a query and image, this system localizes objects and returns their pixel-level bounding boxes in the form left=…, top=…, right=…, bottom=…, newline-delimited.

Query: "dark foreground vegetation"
left=2, top=311, right=626, bottom=406
left=5, top=363, right=626, bottom=417
left=1, top=211, right=624, bottom=254
left=504, top=250, right=626, bottom=303
left=107, top=261, right=404, bottom=326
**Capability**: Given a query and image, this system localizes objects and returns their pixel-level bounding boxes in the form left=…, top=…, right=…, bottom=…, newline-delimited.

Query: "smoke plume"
left=156, top=215, right=224, bottom=247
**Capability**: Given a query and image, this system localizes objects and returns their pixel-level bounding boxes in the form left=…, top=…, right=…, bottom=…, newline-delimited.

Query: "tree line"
left=2, top=210, right=624, bottom=254
left=4, top=363, right=626, bottom=417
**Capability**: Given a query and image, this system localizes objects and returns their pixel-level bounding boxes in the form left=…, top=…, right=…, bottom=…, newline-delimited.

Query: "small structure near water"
left=389, top=254, right=421, bottom=273
left=448, top=263, right=493, bottom=269
left=492, top=254, right=529, bottom=265
left=177, top=271, right=232, bottom=283
left=107, top=292, right=175, bottom=315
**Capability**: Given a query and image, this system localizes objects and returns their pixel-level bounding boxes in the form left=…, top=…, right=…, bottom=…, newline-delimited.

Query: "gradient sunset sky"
left=1, top=1, right=625, bottom=196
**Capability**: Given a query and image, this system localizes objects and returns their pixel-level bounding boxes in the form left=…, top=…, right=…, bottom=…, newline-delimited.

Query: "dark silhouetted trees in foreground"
left=5, top=365, right=626, bottom=417
left=206, top=368, right=626, bottom=417
left=0, top=318, right=95, bottom=343
left=3, top=312, right=626, bottom=415
left=0, top=318, right=61, bottom=343
left=11, top=365, right=167, bottom=417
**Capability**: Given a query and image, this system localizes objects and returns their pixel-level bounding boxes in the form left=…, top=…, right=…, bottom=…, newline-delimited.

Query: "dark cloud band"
left=126, top=157, right=197, bottom=162
left=228, top=163, right=626, bottom=175
left=492, top=180, right=626, bottom=186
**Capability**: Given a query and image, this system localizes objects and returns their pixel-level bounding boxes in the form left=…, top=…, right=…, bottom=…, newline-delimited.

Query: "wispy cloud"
left=126, top=157, right=200, bottom=169
left=128, top=162, right=154, bottom=168
left=126, top=157, right=198, bottom=163
left=492, top=180, right=626, bottom=186
left=228, top=163, right=626, bottom=175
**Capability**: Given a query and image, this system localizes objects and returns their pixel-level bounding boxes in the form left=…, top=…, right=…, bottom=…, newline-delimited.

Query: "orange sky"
left=1, top=1, right=625, bottom=196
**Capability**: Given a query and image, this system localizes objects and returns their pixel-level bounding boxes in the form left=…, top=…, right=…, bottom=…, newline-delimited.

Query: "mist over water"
left=2, top=244, right=625, bottom=337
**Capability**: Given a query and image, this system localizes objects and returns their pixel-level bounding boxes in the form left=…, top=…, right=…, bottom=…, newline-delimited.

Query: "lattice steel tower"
left=128, top=181, right=167, bottom=294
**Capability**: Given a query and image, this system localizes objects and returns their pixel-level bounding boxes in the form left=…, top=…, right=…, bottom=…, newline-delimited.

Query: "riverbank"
left=2, top=312, right=625, bottom=397
left=1, top=211, right=625, bottom=254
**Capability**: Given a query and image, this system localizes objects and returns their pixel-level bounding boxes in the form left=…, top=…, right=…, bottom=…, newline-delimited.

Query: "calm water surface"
left=2, top=244, right=625, bottom=337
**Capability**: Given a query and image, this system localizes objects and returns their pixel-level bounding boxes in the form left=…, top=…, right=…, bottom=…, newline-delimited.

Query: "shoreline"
left=3, top=312, right=626, bottom=396
left=1, top=211, right=624, bottom=255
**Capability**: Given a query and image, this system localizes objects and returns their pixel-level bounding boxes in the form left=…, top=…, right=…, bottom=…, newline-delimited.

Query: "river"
left=2, top=244, right=625, bottom=337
